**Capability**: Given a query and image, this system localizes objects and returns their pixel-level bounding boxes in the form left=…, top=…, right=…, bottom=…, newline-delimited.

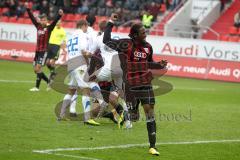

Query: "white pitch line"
left=0, top=79, right=34, bottom=83
left=33, top=139, right=240, bottom=154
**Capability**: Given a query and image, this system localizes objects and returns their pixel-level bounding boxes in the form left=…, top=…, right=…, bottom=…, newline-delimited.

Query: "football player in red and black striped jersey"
left=26, top=3, right=63, bottom=91
left=103, top=13, right=167, bottom=156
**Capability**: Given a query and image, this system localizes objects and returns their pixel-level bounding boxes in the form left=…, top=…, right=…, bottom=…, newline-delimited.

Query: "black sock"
left=36, top=73, right=42, bottom=88
left=115, top=104, right=123, bottom=114
left=103, top=112, right=117, bottom=123
left=41, top=72, right=49, bottom=83
left=47, top=65, right=56, bottom=80
left=47, top=65, right=55, bottom=72
left=103, top=112, right=114, bottom=119
left=50, top=70, right=56, bottom=80
left=147, top=120, right=156, bottom=148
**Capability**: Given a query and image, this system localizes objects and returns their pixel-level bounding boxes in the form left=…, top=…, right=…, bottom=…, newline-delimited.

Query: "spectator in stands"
left=52, top=0, right=65, bottom=8
left=124, top=0, right=139, bottom=10
left=3, top=0, right=17, bottom=17
left=78, top=0, right=90, bottom=14
left=70, top=0, right=80, bottom=13
left=191, top=18, right=199, bottom=39
left=171, top=0, right=181, bottom=11
left=106, top=0, right=114, bottom=8
left=0, top=0, right=5, bottom=8
left=88, top=0, right=98, bottom=7
left=163, top=0, right=171, bottom=10
left=146, top=2, right=160, bottom=21
left=234, top=11, right=240, bottom=28
left=16, top=1, right=26, bottom=18
left=142, top=10, right=154, bottom=29
left=48, top=4, right=58, bottom=20
left=39, top=0, right=49, bottom=16
left=220, top=0, right=226, bottom=12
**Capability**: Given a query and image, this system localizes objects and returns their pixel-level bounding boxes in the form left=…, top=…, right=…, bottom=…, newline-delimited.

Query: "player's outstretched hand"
left=58, top=9, right=64, bottom=16
left=24, top=2, right=29, bottom=9
left=110, top=13, right=118, bottom=23
left=159, top=60, right=168, bottom=68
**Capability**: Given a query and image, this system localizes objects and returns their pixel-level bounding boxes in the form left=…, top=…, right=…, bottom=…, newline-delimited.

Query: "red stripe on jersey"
left=126, top=42, right=153, bottom=86
left=36, top=26, right=50, bottom=52
left=99, top=81, right=112, bottom=88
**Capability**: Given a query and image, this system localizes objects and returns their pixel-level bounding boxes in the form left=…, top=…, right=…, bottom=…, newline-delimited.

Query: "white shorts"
left=68, top=66, right=98, bottom=89
left=96, top=66, right=123, bottom=90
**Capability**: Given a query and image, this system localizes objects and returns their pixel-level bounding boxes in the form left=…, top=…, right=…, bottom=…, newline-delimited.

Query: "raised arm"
left=103, top=13, right=127, bottom=52
left=48, top=9, right=63, bottom=31
left=26, top=7, right=39, bottom=27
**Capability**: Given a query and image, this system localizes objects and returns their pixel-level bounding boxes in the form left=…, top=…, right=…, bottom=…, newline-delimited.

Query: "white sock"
left=70, top=93, right=78, bottom=113
left=82, top=95, right=91, bottom=113
left=89, top=83, right=104, bottom=105
left=60, top=94, right=72, bottom=118
left=82, top=95, right=91, bottom=121
left=64, top=94, right=72, bottom=100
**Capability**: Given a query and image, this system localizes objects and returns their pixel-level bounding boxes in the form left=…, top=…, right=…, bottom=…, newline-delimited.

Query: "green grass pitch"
left=0, top=60, right=240, bottom=160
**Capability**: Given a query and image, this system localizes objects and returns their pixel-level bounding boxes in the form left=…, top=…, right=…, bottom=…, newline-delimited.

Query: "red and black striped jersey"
left=27, top=9, right=61, bottom=52
left=103, top=22, right=154, bottom=86
left=126, top=41, right=153, bottom=86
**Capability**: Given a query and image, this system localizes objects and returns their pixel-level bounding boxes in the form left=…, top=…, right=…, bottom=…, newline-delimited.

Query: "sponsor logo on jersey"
left=134, top=51, right=147, bottom=58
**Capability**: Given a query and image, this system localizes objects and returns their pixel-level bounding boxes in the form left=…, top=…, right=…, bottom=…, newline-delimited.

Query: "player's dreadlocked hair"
left=129, top=23, right=144, bottom=39
left=86, top=13, right=96, bottom=27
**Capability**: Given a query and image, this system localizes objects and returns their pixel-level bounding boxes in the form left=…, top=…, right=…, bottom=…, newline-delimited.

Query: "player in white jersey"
left=59, top=20, right=108, bottom=125
left=67, top=14, right=98, bottom=116
left=89, top=21, right=132, bottom=128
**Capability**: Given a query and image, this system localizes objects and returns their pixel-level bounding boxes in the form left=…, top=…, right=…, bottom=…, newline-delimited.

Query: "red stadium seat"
left=118, top=27, right=130, bottom=33
left=62, top=22, right=75, bottom=28
left=219, top=35, right=229, bottom=41
left=2, top=7, right=9, bottom=14
left=73, top=14, right=83, bottom=21
left=160, top=4, right=167, bottom=13
left=112, top=26, right=118, bottom=32
left=238, top=28, right=240, bottom=35
left=62, top=14, right=67, bottom=21
left=23, top=12, right=28, bottom=18
left=24, top=18, right=32, bottom=24
left=0, top=16, right=9, bottom=22
left=150, top=31, right=158, bottom=35
left=97, top=16, right=108, bottom=23
left=8, top=17, right=17, bottom=23
left=65, top=14, right=75, bottom=21
left=17, top=17, right=25, bottom=23
left=228, top=36, right=239, bottom=42
left=228, top=26, right=238, bottom=35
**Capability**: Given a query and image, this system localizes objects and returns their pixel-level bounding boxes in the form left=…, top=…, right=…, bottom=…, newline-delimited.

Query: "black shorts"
left=100, top=85, right=112, bottom=103
left=124, top=84, right=155, bottom=109
left=47, top=44, right=60, bottom=60
left=33, top=51, right=47, bottom=66
left=100, top=83, right=117, bottom=103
